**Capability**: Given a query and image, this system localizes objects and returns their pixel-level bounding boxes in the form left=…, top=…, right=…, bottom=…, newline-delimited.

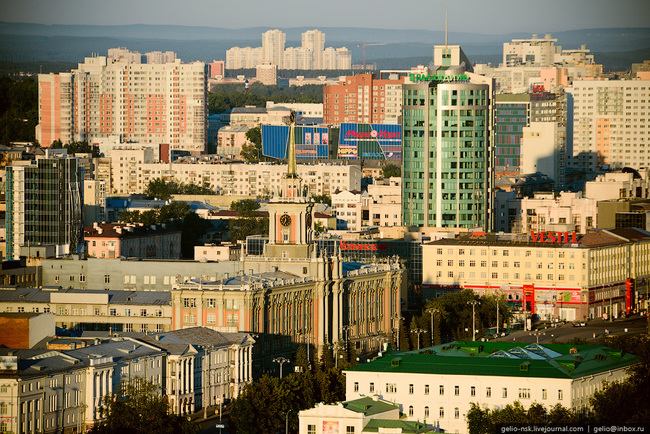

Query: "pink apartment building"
left=84, top=222, right=182, bottom=259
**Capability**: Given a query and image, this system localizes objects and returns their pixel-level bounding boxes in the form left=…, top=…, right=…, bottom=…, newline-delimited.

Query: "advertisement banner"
left=323, top=422, right=339, bottom=434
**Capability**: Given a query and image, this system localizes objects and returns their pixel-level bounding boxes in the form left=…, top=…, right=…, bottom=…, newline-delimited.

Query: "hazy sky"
left=2, top=0, right=649, bottom=34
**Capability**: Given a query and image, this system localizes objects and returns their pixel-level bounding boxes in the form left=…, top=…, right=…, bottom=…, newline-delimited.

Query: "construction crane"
left=357, top=42, right=387, bottom=70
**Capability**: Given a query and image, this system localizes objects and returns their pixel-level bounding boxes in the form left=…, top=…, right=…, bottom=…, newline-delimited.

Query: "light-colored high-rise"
left=302, top=29, right=325, bottom=69
left=262, top=29, right=286, bottom=69
left=226, top=46, right=263, bottom=69
left=570, top=78, right=650, bottom=172
left=36, top=53, right=207, bottom=155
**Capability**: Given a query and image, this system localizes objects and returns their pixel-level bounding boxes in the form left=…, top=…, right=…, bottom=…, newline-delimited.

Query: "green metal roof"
left=364, top=419, right=435, bottom=433
left=343, top=397, right=398, bottom=416
left=346, top=341, right=637, bottom=380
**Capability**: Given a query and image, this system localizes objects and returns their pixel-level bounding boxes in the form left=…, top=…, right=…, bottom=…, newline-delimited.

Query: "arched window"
left=425, top=406, right=430, bottom=418
left=455, top=407, right=460, bottom=419
left=408, top=405, right=413, bottom=417
left=439, top=407, right=444, bottom=418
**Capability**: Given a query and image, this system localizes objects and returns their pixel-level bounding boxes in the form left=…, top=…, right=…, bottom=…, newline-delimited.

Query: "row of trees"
left=395, top=290, right=512, bottom=350
left=208, top=82, right=323, bottom=114
left=0, top=76, right=38, bottom=145
left=49, top=139, right=101, bottom=157
left=144, top=178, right=216, bottom=200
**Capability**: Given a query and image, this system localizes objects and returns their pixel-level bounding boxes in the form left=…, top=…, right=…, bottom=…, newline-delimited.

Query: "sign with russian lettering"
left=338, top=123, right=402, bottom=161
left=339, top=241, right=388, bottom=251
left=530, top=231, right=578, bottom=243
left=409, top=72, right=469, bottom=83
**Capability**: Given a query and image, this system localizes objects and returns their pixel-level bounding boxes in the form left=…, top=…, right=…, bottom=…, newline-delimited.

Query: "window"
left=140, top=309, right=147, bottom=317
left=307, top=425, right=316, bottom=434
left=346, top=427, right=355, bottom=434
left=207, top=313, right=216, bottom=324
left=104, top=275, right=110, bottom=284
left=455, top=385, right=459, bottom=396
left=502, top=388, right=508, bottom=398
left=558, top=389, right=563, bottom=400
left=542, top=389, right=547, bottom=400
left=486, top=387, right=491, bottom=397
left=183, top=298, right=196, bottom=308
left=109, top=308, right=117, bottom=316
left=424, top=384, right=429, bottom=395
left=354, top=382, right=359, bottom=392
left=369, top=382, right=374, bottom=393
left=455, top=407, right=460, bottom=419
left=425, top=406, right=430, bottom=418
left=385, top=383, right=397, bottom=393
left=439, top=407, right=445, bottom=418
left=409, top=405, right=414, bottom=416
left=439, top=385, right=444, bottom=395
left=409, top=384, right=414, bottom=394
left=471, top=386, right=476, bottom=396
left=518, top=388, right=530, bottom=399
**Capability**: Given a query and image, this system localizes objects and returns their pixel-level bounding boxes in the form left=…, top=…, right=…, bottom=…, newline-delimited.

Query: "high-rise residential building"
left=107, top=47, right=141, bottom=63
left=323, top=74, right=405, bottom=125
left=401, top=45, right=493, bottom=229
left=503, top=34, right=561, bottom=67
left=36, top=53, right=208, bottom=155
left=145, top=50, right=177, bottom=64
left=283, top=47, right=314, bottom=70
left=256, top=63, right=278, bottom=85
left=5, top=150, right=84, bottom=259
left=570, top=78, right=650, bottom=172
left=302, top=29, right=325, bottom=69
left=225, top=46, right=263, bottom=69
left=262, top=29, right=286, bottom=69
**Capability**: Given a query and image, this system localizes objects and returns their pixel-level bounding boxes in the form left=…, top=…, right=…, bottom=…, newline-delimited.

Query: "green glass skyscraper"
left=402, top=45, right=492, bottom=229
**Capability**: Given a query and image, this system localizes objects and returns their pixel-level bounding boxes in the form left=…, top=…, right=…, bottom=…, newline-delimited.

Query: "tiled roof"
left=346, top=341, right=637, bottom=380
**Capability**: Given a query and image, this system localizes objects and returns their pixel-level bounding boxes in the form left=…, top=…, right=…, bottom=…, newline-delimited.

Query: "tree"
left=381, top=163, right=401, bottom=179
left=311, top=194, right=331, bottom=206
left=180, top=212, right=213, bottom=259
left=229, top=376, right=282, bottom=434
left=229, top=199, right=260, bottom=215
left=91, top=378, right=197, bottom=434
left=49, top=139, right=100, bottom=157
left=145, top=179, right=176, bottom=200
left=589, top=335, right=650, bottom=423
left=241, top=127, right=262, bottom=163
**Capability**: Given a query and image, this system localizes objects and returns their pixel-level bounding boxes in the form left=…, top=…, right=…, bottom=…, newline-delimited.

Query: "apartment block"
left=323, top=74, right=405, bottom=125
left=84, top=222, right=182, bottom=259
left=36, top=53, right=208, bottom=155
left=570, top=78, right=650, bottom=172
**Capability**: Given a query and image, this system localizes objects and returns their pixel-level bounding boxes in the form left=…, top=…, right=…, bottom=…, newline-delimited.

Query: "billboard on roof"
left=338, top=123, right=402, bottom=161
left=262, top=125, right=330, bottom=160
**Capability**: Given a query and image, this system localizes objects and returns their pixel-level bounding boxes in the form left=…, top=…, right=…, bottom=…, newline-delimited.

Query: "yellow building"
left=422, top=228, right=650, bottom=321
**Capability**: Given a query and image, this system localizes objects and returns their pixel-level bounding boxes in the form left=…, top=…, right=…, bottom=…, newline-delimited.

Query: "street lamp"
left=285, top=409, right=291, bottom=434
left=411, top=328, right=428, bottom=350
left=467, top=300, right=481, bottom=341
left=427, top=308, right=440, bottom=346
left=273, top=357, right=289, bottom=379
left=530, top=330, right=546, bottom=344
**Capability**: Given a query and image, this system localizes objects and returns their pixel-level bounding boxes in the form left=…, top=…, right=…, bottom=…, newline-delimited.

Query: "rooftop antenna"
left=445, top=6, right=448, bottom=48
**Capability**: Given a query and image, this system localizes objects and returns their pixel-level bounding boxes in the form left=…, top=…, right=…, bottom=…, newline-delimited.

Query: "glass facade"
left=6, top=158, right=84, bottom=259
left=494, top=102, right=528, bottom=167
left=402, top=81, right=490, bottom=229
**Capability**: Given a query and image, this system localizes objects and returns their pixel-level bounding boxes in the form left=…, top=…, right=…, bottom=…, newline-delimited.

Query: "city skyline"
left=2, top=0, right=649, bottom=34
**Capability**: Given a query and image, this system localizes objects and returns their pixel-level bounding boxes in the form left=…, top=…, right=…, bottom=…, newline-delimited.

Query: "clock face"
left=280, top=214, right=292, bottom=227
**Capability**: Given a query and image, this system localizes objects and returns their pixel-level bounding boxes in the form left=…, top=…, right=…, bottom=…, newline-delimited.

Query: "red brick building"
left=323, top=74, right=405, bottom=125
left=0, top=312, right=55, bottom=348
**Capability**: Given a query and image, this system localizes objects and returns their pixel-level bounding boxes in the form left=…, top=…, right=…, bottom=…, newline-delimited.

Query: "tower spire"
left=287, top=110, right=297, bottom=178
left=445, top=6, right=448, bottom=48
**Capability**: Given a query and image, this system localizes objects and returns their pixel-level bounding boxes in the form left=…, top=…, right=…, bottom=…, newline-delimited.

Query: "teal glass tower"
left=402, top=45, right=492, bottom=229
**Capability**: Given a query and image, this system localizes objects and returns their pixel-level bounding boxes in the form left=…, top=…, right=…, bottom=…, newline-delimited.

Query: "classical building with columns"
left=171, top=120, right=406, bottom=374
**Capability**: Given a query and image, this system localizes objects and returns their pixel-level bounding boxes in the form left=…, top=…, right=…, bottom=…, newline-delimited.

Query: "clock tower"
left=265, top=114, right=314, bottom=259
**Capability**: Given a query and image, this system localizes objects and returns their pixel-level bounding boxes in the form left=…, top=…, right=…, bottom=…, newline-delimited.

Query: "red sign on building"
left=530, top=231, right=578, bottom=243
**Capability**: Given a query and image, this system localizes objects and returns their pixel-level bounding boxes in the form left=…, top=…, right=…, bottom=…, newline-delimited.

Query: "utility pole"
left=467, top=300, right=481, bottom=341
